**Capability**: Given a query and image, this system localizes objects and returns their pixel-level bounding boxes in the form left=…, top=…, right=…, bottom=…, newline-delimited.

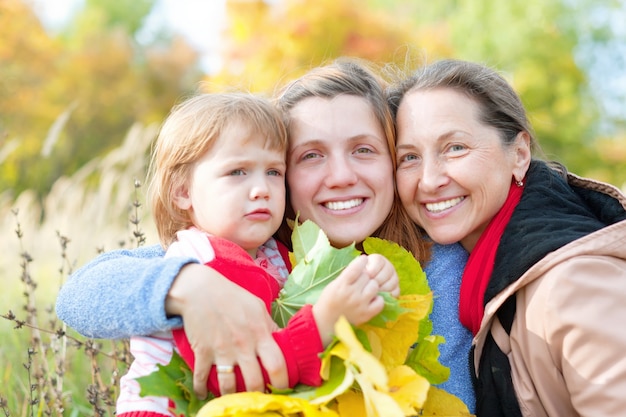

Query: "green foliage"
left=366, top=0, right=625, bottom=186
left=272, top=219, right=361, bottom=327
left=1, top=0, right=623, bottom=199
left=84, top=0, right=156, bottom=35
left=138, top=219, right=459, bottom=416
left=362, top=237, right=430, bottom=296
left=0, top=0, right=203, bottom=198
left=137, top=351, right=214, bottom=416
left=405, top=335, right=450, bottom=385
left=273, top=220, right=411, bottom=329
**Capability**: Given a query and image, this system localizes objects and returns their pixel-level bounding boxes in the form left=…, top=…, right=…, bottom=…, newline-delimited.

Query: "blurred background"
left=0, top=0, right=625, bottom=272
left=0, top=2, right=624, bottom=413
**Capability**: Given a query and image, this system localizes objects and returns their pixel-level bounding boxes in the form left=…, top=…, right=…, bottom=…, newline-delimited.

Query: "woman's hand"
left=166, top=263, right=288, bottom=398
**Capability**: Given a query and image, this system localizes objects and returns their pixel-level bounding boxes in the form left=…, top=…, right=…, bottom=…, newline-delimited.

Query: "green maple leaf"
left=362, top=236, right=429, bottom=296
left=272, top=219, right=361, bottom=327
left=136, top=351, right=213, bottom=416
left=405, top=334, right=450, bottom=385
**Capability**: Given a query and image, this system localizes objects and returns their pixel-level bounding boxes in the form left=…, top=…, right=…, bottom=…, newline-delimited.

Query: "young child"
left=116, top=92, right=397, bottom=417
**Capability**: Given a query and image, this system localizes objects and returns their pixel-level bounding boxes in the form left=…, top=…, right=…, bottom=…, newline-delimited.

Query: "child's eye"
left=267, top=169, right=283, bottom=177
left=229, top=169, right=245, bottom=176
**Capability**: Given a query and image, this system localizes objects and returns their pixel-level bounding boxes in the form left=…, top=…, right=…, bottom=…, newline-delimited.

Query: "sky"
left=31, top=0, right=228, bottom=73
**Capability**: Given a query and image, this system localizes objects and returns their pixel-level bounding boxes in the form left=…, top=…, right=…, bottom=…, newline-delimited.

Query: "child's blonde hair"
left=148, top=92, right=288, bottom=248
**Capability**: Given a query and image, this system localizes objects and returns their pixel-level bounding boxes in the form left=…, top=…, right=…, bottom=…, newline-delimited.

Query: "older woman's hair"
left=148, top=92, right=288, bottom=247
left=388, top=59, right=537, bottom=151
left=274, top=58, right=430, bottom=262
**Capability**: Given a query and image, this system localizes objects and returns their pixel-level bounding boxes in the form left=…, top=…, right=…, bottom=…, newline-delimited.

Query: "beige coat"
left=474, top=174, right=626, bottom=416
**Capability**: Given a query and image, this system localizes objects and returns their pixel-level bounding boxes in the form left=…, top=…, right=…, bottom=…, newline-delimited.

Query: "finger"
left=341, top=255, right=368, bottom=284
left=235, top=353, right=264, bottom=392
left=192, top=352, right=211, bottom=399
left=360, top=278, right=381, bottom=302
left=378, top=273, right=400, bottom=297
left=365, top=254, right=385, bottom=278
left=216, top=364, right=237, bottom=395
left=368, top=293, right=385, bottom=314
left=256, top=336, right=288, bottom=390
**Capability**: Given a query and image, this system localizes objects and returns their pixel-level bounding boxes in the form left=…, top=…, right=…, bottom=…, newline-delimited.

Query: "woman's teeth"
left=425, top=197, right=464, bottom=213
left=324, top=198, right=363, bottom=211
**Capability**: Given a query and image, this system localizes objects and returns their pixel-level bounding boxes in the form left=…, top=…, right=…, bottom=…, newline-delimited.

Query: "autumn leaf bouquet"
left=139, top=220, right=473, bottom=416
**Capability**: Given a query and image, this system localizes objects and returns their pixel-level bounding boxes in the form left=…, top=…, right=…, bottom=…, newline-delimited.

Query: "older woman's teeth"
left=426, top=197, right=464, bottom=213
left=325, top=199, right=363, bottom=211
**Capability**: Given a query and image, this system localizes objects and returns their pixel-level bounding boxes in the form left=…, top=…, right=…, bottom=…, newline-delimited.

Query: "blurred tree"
left=366, top=0, right=625, bottom=185
left=212, top=0, right=624, bottom=187
left=1, top=0, right=622, bottom=200
left=0, top=0, right=203, bottom=201
left=0, top=0, right=61, bottom=191
left=208, top=0, right=432, bottom=93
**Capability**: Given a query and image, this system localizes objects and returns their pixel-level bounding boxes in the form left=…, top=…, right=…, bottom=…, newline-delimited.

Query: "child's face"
left=174, top=123, right=286, bottom=256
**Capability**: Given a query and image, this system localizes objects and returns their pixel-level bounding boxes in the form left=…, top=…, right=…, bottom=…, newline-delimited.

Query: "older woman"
left=388, top=59, right=626, bottom=416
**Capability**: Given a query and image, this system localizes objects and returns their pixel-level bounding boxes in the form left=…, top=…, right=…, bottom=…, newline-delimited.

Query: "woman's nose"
left=323, top=155, right=358, bottom=188
left=419, top=157, right=449, bottom=192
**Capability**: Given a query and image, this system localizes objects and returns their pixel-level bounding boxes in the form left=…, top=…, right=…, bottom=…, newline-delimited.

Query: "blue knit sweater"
left=55, top=241, right=474, bottom=412
left=424, top=242, right=474, bottom=412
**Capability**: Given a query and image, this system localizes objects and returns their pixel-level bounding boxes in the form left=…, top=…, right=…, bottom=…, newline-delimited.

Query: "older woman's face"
left=395, top=88, right=523, bottom=251
left=286, top=95, right=394, bottom=248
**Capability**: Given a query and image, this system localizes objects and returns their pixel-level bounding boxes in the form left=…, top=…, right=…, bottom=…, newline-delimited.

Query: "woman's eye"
left=355, top=147, right=374, bottom=154
left=399, top=153, right=418, bottom=162
left=301, top=152, right=320, bottom=161
left=449, top=144, right=466, bottom=153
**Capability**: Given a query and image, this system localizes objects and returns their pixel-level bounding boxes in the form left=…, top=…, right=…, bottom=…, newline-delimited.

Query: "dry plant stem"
left=2, top=179, right=145, bottom=415
left=0, top=396, right=9, bottom=416
left=130, top=179, right=146, bottom=248
left=14, top=210, right=48, bottom=416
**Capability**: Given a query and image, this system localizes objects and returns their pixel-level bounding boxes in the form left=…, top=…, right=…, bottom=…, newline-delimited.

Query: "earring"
left=515, top=178, right=524, bottom=187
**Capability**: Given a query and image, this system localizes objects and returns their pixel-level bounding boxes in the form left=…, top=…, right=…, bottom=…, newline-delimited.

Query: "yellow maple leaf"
left=333, top=316, right=388, bottom=389
left=361, top=293, right=433, bottom=370
left=352, top=370, right=405, bottom=417
left=388, top=365, right=430, bottom=414
left=196, top=391, right=338, bottom=417
left=421, top=386, right=474, bottom=416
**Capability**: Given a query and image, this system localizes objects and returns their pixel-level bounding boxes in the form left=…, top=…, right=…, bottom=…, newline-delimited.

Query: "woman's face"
left=395, top=88, right=528, bottom=251
left=286, top=95, right=394, bottom=248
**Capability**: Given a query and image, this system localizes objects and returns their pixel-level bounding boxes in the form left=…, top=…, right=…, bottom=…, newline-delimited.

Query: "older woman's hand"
left=166, top=263, right=287, bottom=398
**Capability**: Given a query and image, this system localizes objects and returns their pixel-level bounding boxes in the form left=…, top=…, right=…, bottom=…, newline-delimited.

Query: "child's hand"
left=313, top=255, right=383, bottom=345
left=365, top=253, right=400, bottom=297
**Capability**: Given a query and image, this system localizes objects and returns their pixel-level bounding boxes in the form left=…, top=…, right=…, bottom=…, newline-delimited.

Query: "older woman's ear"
left=512, top=131, right=532, bottom=181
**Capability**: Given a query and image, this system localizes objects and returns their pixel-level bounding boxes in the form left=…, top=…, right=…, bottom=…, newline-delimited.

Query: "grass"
left=0, top=124, right=159, bottom=416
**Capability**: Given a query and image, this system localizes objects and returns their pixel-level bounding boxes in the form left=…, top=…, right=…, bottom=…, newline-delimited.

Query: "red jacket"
left=172, top=235, right=323, bottom=396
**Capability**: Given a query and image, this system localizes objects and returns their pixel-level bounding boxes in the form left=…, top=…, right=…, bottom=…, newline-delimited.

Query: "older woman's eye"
left=449, top=144, right=467, bottom=152
left=400, top=153, right=419, bottom=162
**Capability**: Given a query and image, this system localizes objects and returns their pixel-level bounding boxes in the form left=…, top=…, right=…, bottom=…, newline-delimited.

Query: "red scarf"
left=459, top=181, right=524, bottom=335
